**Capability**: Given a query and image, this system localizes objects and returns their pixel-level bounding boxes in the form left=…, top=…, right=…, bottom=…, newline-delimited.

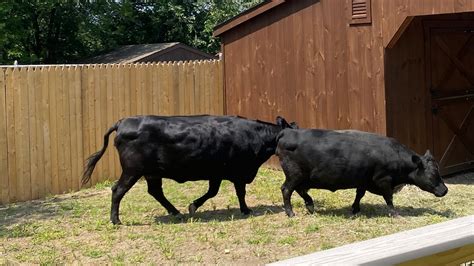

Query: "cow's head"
left=410, top=150, right=448, bottom=197
left=276, top=116, right=299, bottom=129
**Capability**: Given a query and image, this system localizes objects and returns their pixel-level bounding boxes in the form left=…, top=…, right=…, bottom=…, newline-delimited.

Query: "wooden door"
left=425, top=21, right=474, bottom=175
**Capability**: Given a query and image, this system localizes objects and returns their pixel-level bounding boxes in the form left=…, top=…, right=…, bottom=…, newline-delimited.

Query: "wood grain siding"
left=218, top=0, right=474, bottom=171
left=385, top=18, right=428, bottom=154
left=222, top=0, right=385, bottom=132
left=382, top=0, right=474, bottom=46
left=323, top=0, right=350, bottom=129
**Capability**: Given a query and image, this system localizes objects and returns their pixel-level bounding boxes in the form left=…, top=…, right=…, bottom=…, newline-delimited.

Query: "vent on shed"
left=349, top=0, right=371, bottom=25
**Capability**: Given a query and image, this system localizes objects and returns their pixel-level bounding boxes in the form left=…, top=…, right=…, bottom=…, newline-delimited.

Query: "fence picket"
left=49, top=67, right=59, bottom=194
left=0, top=69, right=9, bottom=203
left=16, top=68, right=31, bottom=201
left=123, top=65, right=131, bottom=117
left=60, top=66, right=72, bottom=193
left=69, top=66, right=80, bottom=191
left=56, top=66, right=66, bottom=193
left=35, top=67, right=46, bottom=197
left=160, top=63, right=171, bottom=115
left=41, top=67, right=52, bottom=195
left=145, top=63, right=153, bottom=114
left=81, top=65, right=91, bottom=187
left=27, top=67, right=39, bottom=199
left=99, top=65, right=109, bottom=182
left=74, top=66, right=84, bottom=189
left=89, top=65, right=103, bottom=184
left=185, top=62, right=194, bottom=115
left=152, top=64, right=159, bottom=115
left=65, top=67, right=74, bottom=191
left=5, top=68, right=16, bottom=202
left=106, top=65, right=115, bottom=179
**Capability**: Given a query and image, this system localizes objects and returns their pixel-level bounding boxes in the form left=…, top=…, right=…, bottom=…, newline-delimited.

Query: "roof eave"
left=126, top=43, right=179, bottom=63
left=213, top=0, right=287, bottom=37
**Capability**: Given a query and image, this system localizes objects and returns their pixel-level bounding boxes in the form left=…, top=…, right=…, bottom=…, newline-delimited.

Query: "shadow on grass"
left=153, top=204, right=284, bottom=224
left=0, top=190, right=107, bottom=228
left=313, top=203, right=455, bottom=219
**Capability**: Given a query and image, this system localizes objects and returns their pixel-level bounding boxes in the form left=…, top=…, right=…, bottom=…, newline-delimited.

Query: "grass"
left=0, top=168, right=473, bottom=264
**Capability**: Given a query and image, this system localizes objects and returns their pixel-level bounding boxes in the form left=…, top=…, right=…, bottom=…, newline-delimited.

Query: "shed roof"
left=213, top=0, right=287, bottom=37
left=82, top=42, right=215, bottom=63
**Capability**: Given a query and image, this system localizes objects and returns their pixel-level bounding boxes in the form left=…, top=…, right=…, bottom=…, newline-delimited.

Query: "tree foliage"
left=0, top=0, right=262, bottom=64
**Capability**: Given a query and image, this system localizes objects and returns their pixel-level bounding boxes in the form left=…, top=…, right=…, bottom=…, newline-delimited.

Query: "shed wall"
left=222, top=0, right=386, bottom=133
left=219, top=0, right=474, bottom=169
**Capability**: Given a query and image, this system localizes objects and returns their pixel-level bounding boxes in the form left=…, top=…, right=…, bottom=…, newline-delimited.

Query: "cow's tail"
left=82, top=120, right=121, bottom=186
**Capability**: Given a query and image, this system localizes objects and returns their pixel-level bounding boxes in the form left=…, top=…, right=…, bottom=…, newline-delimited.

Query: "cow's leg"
left=281, top=181, right=297, bottom=217
left=296, top=188, right=314, bottom=214
left=351, top=188, right=366, bottom=215
left=383, top=194, right=400, bottom=217
left=373, top=175, right=399, bottom=217
left=280, top=160, right=304, bottom=217
left=188, top=179, right=222, bottom=215
left=144, top=176, right=180, bottom=215
left=111, top=173, right=140, bottom=225
left=234, top=181, right=251, bottom=215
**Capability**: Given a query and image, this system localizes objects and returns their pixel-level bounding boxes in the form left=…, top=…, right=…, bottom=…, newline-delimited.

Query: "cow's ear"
left=424, top=149, right=433, bottom=159
left=412, top=155, right=424, bottom=169
left=276, top=116, right=291, bottom=129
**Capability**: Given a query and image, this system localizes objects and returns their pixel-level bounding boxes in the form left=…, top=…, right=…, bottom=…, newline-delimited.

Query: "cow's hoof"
left=241, top=208, right=252, bottom=215
left=111, top=219, right=122, bottom=225
left=306, top=204, right=315, bottom=214
left=389, top=212, right=401, bottom=218
left=171, top=213, right=185, bottom=221
left=350, top=212, right=360, bottom=219
left=188, top=203, right=198, bottom=215
left=351, top=208, right=360, bottom=215
left=285, top=210, right=295, bottom=217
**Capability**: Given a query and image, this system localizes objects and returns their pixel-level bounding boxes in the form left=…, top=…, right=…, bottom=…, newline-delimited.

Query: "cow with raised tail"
left=276, top=129, right=448, bottom=217
left=82, top=115, right=297, bottom=225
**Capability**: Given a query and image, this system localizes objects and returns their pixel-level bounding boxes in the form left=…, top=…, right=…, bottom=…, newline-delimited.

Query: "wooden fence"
left=0, top=61, right=224, bottom=204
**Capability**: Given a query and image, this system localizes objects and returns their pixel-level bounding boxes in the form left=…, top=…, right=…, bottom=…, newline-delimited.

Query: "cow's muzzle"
left=434, top=184, right=448, bottom=197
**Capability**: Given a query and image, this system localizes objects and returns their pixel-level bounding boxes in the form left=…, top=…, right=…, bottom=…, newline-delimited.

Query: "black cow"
left=276, top=129, right=448, bottom=217
left=82, top=115, right=297, bottom=224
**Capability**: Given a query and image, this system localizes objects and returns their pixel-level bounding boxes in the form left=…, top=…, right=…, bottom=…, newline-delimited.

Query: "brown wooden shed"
left=214, top=0, right=474, bottom=174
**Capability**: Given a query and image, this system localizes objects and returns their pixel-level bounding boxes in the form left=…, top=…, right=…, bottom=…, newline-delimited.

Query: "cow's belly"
left=308, top=176, right=359, bottom=191
left=142, top=158, right=260, bottom=182
left=308, top=167, right=373, bottom=191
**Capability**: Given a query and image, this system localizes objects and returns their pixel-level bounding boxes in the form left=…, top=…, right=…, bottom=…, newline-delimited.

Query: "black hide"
left=83, top=115, right=296, bottom=224
left=276, top=129, right=448, bottom=217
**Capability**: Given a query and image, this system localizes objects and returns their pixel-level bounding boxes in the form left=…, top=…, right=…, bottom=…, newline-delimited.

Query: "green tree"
left=0, top=1, right=88, bottom=63
left=0, top=0, right=262, bottom=64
